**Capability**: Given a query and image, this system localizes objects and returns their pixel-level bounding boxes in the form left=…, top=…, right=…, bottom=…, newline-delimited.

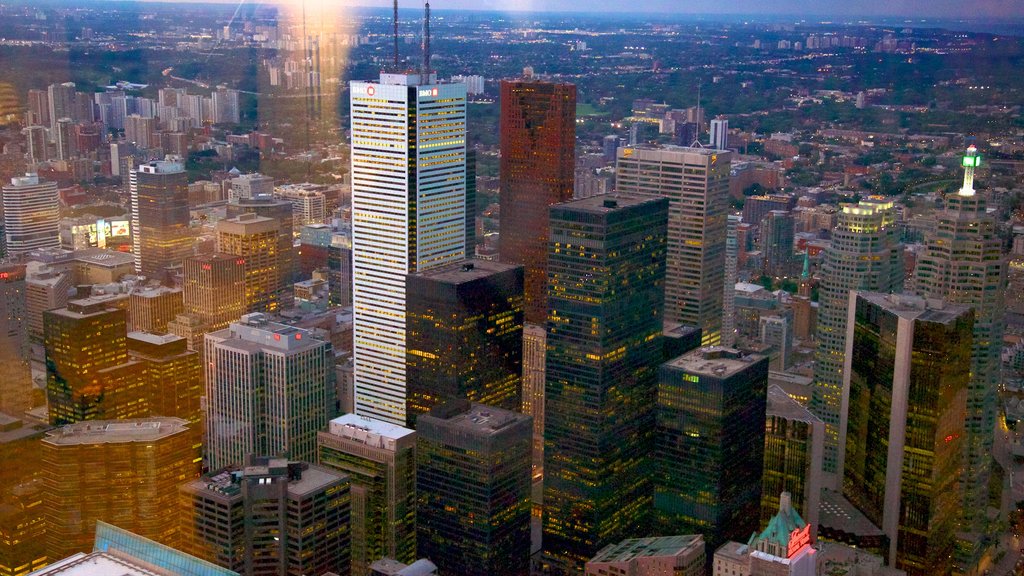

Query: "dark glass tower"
left=542, top=193, right=668, bottom=576
left=499, top=79, right=576, bottom=324
left=842, top=292, right=972, bottom=576
left=405, top=259, right=524, bottom=427
left=416, top=401, right=532, bottom=576
left=654, top=346, right=768, bottom=552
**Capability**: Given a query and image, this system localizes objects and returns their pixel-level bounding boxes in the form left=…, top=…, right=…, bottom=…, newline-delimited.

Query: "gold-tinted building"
left=41, top=417, right=198, bottom=561
left=43, top=298, right=130, bottom=426
left=127, top=286, right=183, bottom=333
left=167, top=253, right=247, bottom=354
left=216, top=214, right=280, bottom=314
left=129, top=161, right=192, bottom=283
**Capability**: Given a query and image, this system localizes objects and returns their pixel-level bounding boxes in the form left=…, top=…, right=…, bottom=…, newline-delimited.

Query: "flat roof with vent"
left=666, top=346, right=766, bottom=379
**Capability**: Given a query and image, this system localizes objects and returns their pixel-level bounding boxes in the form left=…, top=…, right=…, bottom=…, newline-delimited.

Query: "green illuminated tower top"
left=959, top=145, right=981, bottom=196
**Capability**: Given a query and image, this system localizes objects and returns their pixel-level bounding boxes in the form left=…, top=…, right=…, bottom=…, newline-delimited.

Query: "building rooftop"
left=554, top=193, right=666, bottom=215
left=666, top=346, right=767, bottom=379
left=410, top=258, right=520, bottom=285
left=368, top=558, right=438, bottom=576
left=766, top=385, right=822, bottom=423
left=42, top=417, right=190, bottom=446
left=72, top=248, right=135, bottom=268
left=207, top=313, right=323, bottom=353
left=129, top=285, right=181, bottom=299
left=714, top=541, right=750, bottom=564
left=327, top=413, right=415, bottom=443
left=422, top=402, right=531, bottom=437
left=127, top=331, right=184, bottom=346
left=27, top=552, right=165, bottom=576
left=590, top=535, right=704, bottom=564
left=856, top=292, right=971, bottom=325
left=0, top=413, right=50, bottom=445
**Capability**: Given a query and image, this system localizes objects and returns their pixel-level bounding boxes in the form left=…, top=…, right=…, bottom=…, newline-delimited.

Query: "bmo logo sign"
left=419, top=88, right=439, bottom=97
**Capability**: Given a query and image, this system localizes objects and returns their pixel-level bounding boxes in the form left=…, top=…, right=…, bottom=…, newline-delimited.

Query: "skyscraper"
left=543, top=194, right=668, bottom=576
left=204, top=314, right=334, bottom=470
left=722, top=215, right=740, bottom=347
left=216, top=214, right=281, bottom=314
left=405, top=259, right=524, bottom=426
left=810, top=197, right=903, bottom=483
left=616, top=146, right=731, bottom=345
left=178, top=457, right=350, bottom=576
left=349, top=72, right=467, bottom=426
left=522, top=323, right=546, bottom=484
left=759, top=210, right=794, bottom=278
left=127, top=286, right=183, bottom=333
left=130, top=160, right=192, bottom=283
left=498, top=79, right=576, bottom=324
left=41, top=417, right=197, bottom=561
left=762, top=384, right=824, bottom=533
left=317, top=414, right=417, bottom=576
left=0, top=263, right=31, bottom=414
left=654, top=347, right=768, bottom=551
left=46, top=83, right=75, bottom=133
left=167, top=253, right=247, bottom=353
left=912, top=146, right=1005, bottom=546
left=226, top=196, right=295, bottom=308
left=22, top=125, right=47, bottom=165
left=416, top=402, right=532, bottom=576
left=43, top=299, right=130, bottom=426
left=709, top=117, right=729, bottom=151
left=842, top=292, right=972, bottom=575
left=2, top=174, right=59, bottom=256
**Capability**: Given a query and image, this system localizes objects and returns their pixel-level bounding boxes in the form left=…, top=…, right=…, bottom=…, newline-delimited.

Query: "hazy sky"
left=425, top=0, right=1024, bottom=18
left=122, top=0, right=1024, bottom=19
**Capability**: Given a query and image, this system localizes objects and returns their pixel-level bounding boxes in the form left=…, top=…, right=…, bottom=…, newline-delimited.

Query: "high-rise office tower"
left=405, top=259, right=524, bottom=426
left=41, top=417, right=197, bottom=561
left=229, top=173, right=275, bottom=200
left=0, top=264, right=31, bottom=414
left=43, top=299, right=130, bottom=426
left=54, top=118, right=74, bottom=161
left=47, top=83, right=75, bottom=133
left=842, top=292, right=972, bottom=575
left=616, top=146, right=731, bottom=345
left=204, top=314, right=333, bottom=470
left=126, top=331, right=204, bottom=456
left=167, top=253, right=247, bottom=353
left=498, top=79, right=576, bottom=324
left=912, top=146, right=1005, bottom=544
left=722, top=215, right=740, bottom=348
left=760, top=210, right=795, bottom=278
left=179, top=456, right=350, bottom=576
left=2, top=174, right=59, bottom=256
left=130, top=160, right=192, bottom=283
left=709, top=117, right=729, bottom=151
left=22, top=125, right=48, bottom=164
left=27, top=89, right=49, bottom=128
left=810, top=197, right=902, bottom=483
left=349, top=72, right=467, bottom=426
left=226, top=196, right=295, bottom=307
left=654, top=347, right=768, bottom=551
left=216, top=214, right=281, bottom=314
left=317, top=414, right=417, bottom=576
left=543, top=194, right=669, bottom=576
left=416, top=402, right=532, bottom=576
left=466, top=147, right=478, bottom=255
left=128, top=286, right=183, bottom=333
left=522, top=323, right=546, bottom=484
left=762, top=384, right=823, bottom=533
left=0, top=482, right=47, bottom=576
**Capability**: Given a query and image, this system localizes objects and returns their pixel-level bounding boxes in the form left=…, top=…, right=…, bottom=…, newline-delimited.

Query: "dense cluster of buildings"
left=0, top=17, right=1016, bottom=576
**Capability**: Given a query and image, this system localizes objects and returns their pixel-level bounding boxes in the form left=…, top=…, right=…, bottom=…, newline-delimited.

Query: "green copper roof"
left=754, top=492, right=807, bottom=551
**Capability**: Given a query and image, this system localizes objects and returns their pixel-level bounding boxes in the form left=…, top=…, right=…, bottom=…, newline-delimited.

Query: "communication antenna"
left=393, top=0, right=399, bottom=69
left=422, top=1, right=431, bottom=75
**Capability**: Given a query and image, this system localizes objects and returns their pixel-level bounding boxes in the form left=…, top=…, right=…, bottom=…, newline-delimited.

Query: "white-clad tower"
left=349, top=72, right=467, bottom=425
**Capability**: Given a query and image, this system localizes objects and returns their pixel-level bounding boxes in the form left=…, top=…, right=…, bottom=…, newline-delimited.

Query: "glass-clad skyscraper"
left=842, top=292, right=972, bottom=576
left=542, top=193, right=668, bottom=576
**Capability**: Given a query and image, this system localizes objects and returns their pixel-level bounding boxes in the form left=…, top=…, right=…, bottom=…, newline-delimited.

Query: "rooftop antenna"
left=690, top=81, right=703, bottom=147
left=421, top=0, right=431, bottom=75
left=393, top=0, right=399, bottom=70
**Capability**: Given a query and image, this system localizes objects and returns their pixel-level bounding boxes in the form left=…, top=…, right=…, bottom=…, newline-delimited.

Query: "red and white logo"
left=367, top=85, right=376, bottom=96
